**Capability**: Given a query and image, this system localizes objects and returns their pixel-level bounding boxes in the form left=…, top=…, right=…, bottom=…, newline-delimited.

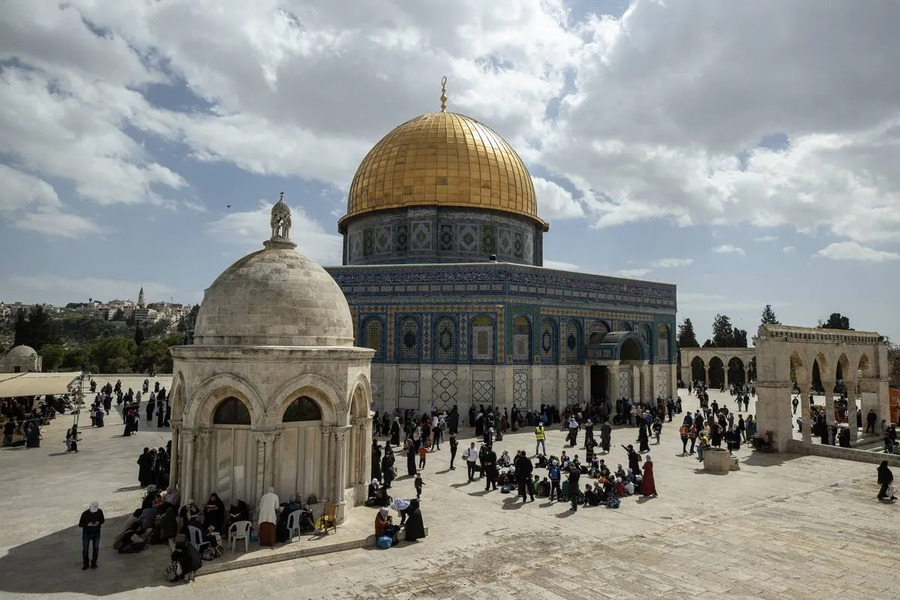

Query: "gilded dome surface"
left=193, top=246, right=354, bottom=347
left=340, top=111, right=547, bottom=232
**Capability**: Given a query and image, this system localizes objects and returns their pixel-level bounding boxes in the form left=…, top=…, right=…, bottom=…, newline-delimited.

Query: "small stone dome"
left=5, top=345, right=37, bottom=358
left=193, top=197, right=354, bottom=347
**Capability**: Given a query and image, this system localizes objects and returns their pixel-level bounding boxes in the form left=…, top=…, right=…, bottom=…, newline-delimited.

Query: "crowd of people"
left=1, top=395, right=68, bottom=448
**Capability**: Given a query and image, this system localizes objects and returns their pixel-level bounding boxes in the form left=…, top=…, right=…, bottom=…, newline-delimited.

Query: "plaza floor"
left=1, top=379, right=897, bottom=599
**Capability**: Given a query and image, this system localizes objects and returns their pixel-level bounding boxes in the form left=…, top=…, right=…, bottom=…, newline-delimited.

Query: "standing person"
left=257, top=487, right=279, bottom=546
left=449, top=433, right=458, bottom=470
left=514, top=451, right=534, bottom=502
left=600, top=420, right=611, bottom=454
left=534, top=422, right=547, bottom=457
left=482, top=445, right=498, bottom=491
left=876, top=460, right=896, bottom=500
left=414, top=473, right=425, bottom=500
left=406, top=439, right=418, bottom=476
left=137, top=448, right=153, bottom=487
left=548, top=459, right=562, bottom=501
left=448, top=405, right=459, bottom=435
left=418, top=443, right=428, bottom=471
left=464, top=442, right=478, bottom=481
left=641, top=455, right=657, bottom=497
left=637, top=422, right=650, bottom=453
left=146, top=392, right=156, bottom=423
left=78, top=501, right=105, bottom=570
left=623, top=444, right=641, bottom=476
left=567, top=416, right=579, bottom=447
left=679, top=423, right=689, bottom=454
left=567, top=463, right=581, bottom=512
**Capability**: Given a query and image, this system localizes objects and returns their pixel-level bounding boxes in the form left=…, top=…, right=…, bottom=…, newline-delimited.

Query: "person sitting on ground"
left=169, top=541, right=201, bottom=583
left=152, top=502, right=178, bottom=543
left=179, top=499, right=201, bottom=534
left=374, top=507, right=399, bottom=546
left=583, top=484, right=602, bottom=506
left=117, top=521, right=148, bottom=554
left=498, top=449, right=511, bottom=467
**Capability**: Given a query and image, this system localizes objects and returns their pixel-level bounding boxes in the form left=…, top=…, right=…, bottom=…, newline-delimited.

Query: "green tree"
left=711, top=314, right=734, bottom=347
left=13, top=305, right=58, bottom=350
left=134, top=326, right=145, bottom=346
left=821, top=313, right=851, bottom=330
left=677, top=318, right=700, bottom=348
left=89, top=337, right=137, bottom=373
left=40, top=343, right=67, bottom=371
left=760, top=304, right=780, bottom=325
left=111, top=308, right=125, bottom=322
left=732, top=328, right=748, bottom=348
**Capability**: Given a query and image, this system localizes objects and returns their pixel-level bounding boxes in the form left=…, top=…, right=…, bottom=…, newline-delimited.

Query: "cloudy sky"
left=1, top=0, right=898, bottom=344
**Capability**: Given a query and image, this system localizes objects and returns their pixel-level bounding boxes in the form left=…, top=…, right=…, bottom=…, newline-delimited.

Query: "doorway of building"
left=590, top=365, right=608, bottom=402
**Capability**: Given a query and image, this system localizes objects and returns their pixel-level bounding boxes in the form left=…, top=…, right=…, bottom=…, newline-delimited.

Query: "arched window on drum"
left=213, top=397, right=251, bottom=425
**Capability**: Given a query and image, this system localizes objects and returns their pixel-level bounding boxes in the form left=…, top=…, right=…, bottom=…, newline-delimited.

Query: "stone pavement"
left=1, top=382, right=898, bottom=599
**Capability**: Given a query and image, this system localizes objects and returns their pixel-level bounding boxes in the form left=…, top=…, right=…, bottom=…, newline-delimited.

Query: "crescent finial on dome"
left=440, top=76, right=448, bottom=112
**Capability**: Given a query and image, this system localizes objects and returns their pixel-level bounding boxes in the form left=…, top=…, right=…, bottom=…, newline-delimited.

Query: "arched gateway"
left=170, top=198, right=374, bottom=523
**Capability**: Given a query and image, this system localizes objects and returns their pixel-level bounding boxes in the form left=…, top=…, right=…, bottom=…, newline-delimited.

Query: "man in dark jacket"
left=78, top=501, right=105, bottom=570
left=514, top=451, right=534, bottom=502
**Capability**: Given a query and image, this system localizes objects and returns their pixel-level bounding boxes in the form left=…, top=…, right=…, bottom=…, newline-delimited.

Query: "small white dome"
left=5, top=345, right=38, bottom=358
left=193, top=245, right=353, bottom=347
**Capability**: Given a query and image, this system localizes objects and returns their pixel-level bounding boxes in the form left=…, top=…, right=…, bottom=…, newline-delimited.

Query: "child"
left=418, top=444, right=427, bottom=470
left=414, top=473, right=425, bottom=499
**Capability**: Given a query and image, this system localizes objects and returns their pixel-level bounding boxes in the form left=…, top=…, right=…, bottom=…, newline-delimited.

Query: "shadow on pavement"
left=0, top=514, right=170, bottom=596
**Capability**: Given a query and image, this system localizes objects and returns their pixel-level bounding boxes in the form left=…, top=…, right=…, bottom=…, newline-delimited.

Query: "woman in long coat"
left=405, top=439, right=417, bottom=477
left=390, top=418, right=401, bottom=447
left=638, top=422, right=650, bottom=453
left=403, top=499, right=425, bottom=542
left=137, top=448, right=153, bottom=487
left=371, top=440, right=383, bottom=481
left=640, top=455, right=657, bottom=497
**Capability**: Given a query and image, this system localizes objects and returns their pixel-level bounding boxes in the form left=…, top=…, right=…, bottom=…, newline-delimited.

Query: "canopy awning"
left=0, top=372, right=81, bottom=399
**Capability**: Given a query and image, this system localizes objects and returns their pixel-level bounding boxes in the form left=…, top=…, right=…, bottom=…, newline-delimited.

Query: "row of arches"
left=360, top=314, right=673, bottom=364
left=689, top=356, right=756, bottom=388
left=213, top=396, right=322, bottom=425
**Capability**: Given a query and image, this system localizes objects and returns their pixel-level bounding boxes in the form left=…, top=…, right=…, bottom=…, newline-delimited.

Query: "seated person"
left=365, top=479, right=392, bottom=507
left=583, top=484, right=602, bottom=506
left=598, top=460, right=610, bottom=479
left=537, top=477, right=551, bottom=497
left=498, top=450, right=511, bottom=467
left=276, top=494, right=316, bottom=542
left=118, top=522, right=148, bottom=553
left=227, top=497, right=250, bottom=532
left=139, top=506, right=158, bottom=539
left=169, top=542, right=201, bottom=582
left=179, top=499, right=202, bottom=534
left=531, top=475, right=540, bottom=495
left=152, top=503, right=178, bottom=543
left=374, top=507, right=399, bottom=546
left=202, top=493, right=225, bottom=532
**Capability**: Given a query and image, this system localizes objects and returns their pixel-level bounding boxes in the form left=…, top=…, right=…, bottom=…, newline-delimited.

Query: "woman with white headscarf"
left=257, top=487, right=279, bottom=546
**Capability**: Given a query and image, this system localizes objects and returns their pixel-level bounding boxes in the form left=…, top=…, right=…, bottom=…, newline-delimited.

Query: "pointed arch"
left=433, top=315, right=458, bottom=363
left=513, top=315, right=532, bottom=363
left=185, top=372, right=265, bottom=428
left=471, top=314, right=495, bottom=362
left=565, top=318, right=582, bottom=363
left=540, top=317, right=558, bottom=362
left=397, top=315, right=421, bottom=362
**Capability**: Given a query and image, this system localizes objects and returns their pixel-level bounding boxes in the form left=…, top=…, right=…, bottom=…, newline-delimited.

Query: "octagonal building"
left=326, top=84, right=678, bottom=415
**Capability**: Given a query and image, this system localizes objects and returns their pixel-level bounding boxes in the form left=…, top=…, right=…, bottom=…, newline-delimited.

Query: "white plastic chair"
left=187, top=525, right=209, bottom=553
left=285, top=511, right=303, bottom=543
left=229, top=520, right=251, bottom=552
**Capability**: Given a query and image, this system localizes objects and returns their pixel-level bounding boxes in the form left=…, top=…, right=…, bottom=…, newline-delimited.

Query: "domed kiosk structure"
left=325, top=79, right=678, bottom=415
left=170, top=196, right=374, bottom=522
left=0, top=345, right=41, bottom=373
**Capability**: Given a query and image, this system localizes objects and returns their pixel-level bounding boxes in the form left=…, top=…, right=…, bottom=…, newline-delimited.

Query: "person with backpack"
left=548, top=460, right=562, bottom=501
left=679, top=423, right=689, bottom=454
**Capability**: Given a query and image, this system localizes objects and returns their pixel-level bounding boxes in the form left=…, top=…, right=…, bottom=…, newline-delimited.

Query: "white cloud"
left=815, top=241, right=900, bottom=263
left=208, top=199, right=343, bottom=265
left=7, top=275, right=174, bottom=305
left=544, top=260, right=580, bottom=271
left=713, top=245, right=746, bottom=256
left=652, top=258, right=693, bottom=268
left=0, top=165, right=101, bottom=238
left=782, top=246, right=797, bottom=254
left=531, top=177, right=584, bottom=219
left=616, top=268, right=651, bottom=278
left=754, top=235, right=778, bottom=242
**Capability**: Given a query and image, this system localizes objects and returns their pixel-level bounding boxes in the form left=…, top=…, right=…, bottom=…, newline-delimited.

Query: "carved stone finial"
left=440, top=76, right=448, bottom=112
left=265, top=191, right=296, bottom=249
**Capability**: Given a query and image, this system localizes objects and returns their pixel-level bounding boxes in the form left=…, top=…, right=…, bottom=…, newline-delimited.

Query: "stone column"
left=255, top=431, right=279, bottom=492
left=332, top=425, right=352, bottom=522
left=799, top=386, right=811, bottom=444
left=876, top=378, right=891, bottom=429
left=704, top=367, right=710, bottom=387
left=744, top=367, right=751, bottom=386
left=180, top=429, right=195, bottom=504
left=358, top=417, right=373, bottom=486
left=632, top=365, right=640, bottom=403
left=254, top=432, right=266, bottom=501
left=170, top=421, right=182, bottom=486
left=822, top=381, right=835, bottom=427
left=755, top=382, right=792, bottom=452
left=194, top=427, right=212, bottom=501
left=320, top=426, right=333, bottom=501
left=846, top=380, right=858, bottom=443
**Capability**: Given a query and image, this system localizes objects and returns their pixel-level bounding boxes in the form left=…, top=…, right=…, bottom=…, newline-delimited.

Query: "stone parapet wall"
left=787, top=440, right=900, bottom=467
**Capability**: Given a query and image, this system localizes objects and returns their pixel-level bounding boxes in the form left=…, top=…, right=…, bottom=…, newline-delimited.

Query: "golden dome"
left=340, top=111, right=548, bottom=232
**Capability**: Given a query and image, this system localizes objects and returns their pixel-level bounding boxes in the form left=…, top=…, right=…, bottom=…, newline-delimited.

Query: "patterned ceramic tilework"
left=513, top=370, right=529, bottom=408
left=432, top=368, right=458, bottom=411
left=410, top=221, right=432, bottom=252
